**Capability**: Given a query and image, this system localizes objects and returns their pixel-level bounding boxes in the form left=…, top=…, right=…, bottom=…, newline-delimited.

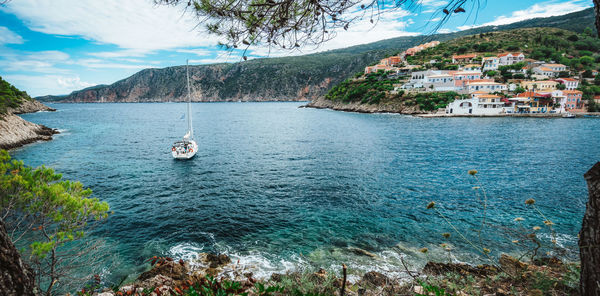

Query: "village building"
left=380, top=56, right=403, bottom=66
left=481, top=57, right=500, bottom=71
left=561, top=90, right=585, bottom=112
left=514, top=91, right=554, bottom=113
left=498, top=52, right=525, bottom=66
left=533, top=63, right=568, bottom=78
left=364, top=64, right=394, bottom=74
left=555, top=78, right=579, bottom=90
left=521, top=80, right=558, bottom=92
left=452, top=54, right=477, bottom=64
left=446, top=94, right=506, bottom=115
left=465, top=81, right=507, bottom=93
left=461, top=64, right=482, bottom=72
left=424, top=74, right=456, bottom=91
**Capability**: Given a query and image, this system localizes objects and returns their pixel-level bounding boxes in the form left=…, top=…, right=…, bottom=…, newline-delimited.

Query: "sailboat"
left=171, top=60, right=198, bottom=159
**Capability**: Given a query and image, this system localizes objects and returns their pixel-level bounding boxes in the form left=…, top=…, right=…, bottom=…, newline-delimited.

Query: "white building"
left=556, top=78, right=579, bottom=90
left=446, top=94, right=507, bottom=115
left=465, top=81, right=508, bottom=93
left=482, top=57, right=500, bottom=71
left=498, top=52, right=525, bottom=66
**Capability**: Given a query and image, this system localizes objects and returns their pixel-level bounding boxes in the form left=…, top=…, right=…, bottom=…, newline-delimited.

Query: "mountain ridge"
left=37, top=7, right=596, bottom=103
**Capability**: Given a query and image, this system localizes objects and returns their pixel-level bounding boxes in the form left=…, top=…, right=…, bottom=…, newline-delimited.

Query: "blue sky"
left=0, top=0, right=593, bottom=97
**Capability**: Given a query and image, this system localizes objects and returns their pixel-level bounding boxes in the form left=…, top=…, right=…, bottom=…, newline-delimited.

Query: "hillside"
left=309, top=26, right=600, bottom=114
left=1, top=76, right=33, bottom=115
left=38, top=8, right=596, bottom=103
left=0, top=77, right=57, bottom=150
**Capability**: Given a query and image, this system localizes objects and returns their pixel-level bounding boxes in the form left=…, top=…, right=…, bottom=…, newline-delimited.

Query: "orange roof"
left=453, top=54, right=477, bottom=59
left=517, top=91, right=542, bottom=97
left=543, top=63, right=566, bottom=67
left=498, top=52, right=523, bottom=57
left=477, top=94, right=501, bottom=98
left=558, top=78, right=577, bottom=81
left=539, top=67, right=556, bottom=72
left=562, top=90, right=583, bottom=94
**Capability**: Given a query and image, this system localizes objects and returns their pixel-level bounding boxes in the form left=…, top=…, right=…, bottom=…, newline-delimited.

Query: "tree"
left=0, top=150, right=110, bottom=295
left=156, top=0, right=482, bottom=54
left=557, top=83, right=566, bottom=90
left=0, top=218, right=35, bottom=296
left=580, top=162, right=600, bottom=296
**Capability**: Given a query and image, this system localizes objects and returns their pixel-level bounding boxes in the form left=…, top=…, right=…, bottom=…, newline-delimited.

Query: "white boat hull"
left=172, top=140, right=198, bottom=159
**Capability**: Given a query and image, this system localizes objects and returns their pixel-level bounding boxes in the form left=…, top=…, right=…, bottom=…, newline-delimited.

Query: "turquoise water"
left=12, top=102, right=600, bottom=281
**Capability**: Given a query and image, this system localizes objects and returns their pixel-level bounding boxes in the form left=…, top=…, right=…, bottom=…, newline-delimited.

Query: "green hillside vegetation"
left=0, top=76, right=31, bottom=115
left=325, top=27, right=600, bottom=112
left=326, top=71, right=465, bottom=111
left=408, top=27, right=600, bottom=74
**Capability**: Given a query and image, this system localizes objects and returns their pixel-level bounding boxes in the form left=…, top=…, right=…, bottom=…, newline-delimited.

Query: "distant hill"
left=38, top=8, right=596, bottom=103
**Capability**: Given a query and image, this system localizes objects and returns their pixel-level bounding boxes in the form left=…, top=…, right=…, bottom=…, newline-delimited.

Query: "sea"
left=11, top=102, right=600, bottom=283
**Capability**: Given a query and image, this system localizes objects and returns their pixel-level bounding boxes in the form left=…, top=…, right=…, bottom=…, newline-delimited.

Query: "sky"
left=0, top=0, right=593, bottom=97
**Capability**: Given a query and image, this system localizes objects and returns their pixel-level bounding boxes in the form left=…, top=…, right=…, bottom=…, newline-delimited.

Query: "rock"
left=270, top=273, right=282, bottom=282
left=310, top=268, right=329, bottom=283
left=348, top=247, right=378, bottom=258
left=532, top=256, right=563, bottom=268
left=138, top=261, right=188, bottom=283
left=97, top=293, right=114, bottom=296
left=423, top=261, right=498, bottom=277
left=499, top=254, right=527, bottom=276
left=528, top=289, right=543, bottom=296
left=198, top=253, right=231, bottom=268
left=413, top=286, right=424, bottom=294
left=0, top=114, right=59, bottom=150
left=360, top=271, right=389, bottom=287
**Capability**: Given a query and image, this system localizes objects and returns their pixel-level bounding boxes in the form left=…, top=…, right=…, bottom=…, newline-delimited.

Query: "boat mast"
left=186, top=60, right=194, bottom=140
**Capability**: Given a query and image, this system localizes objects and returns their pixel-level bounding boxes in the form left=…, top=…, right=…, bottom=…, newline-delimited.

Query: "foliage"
left=0, top=76, right=31, bottom=115
left=412, top=92, right=462, bottom=111
left=325, top=71, right=398, bottom=105
left=0, top=150, right=110, bottom=295
left=156, top=0, right=493, bottom=52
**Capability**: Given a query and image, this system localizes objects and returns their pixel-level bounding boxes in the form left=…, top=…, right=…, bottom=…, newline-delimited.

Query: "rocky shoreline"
left=0, top=100, right=58, bottom=150
left=86, top=252, right=577, bottom=296
left=302, top=97, right=428, bottom=115
left=304, top=98, right=600, bottom=118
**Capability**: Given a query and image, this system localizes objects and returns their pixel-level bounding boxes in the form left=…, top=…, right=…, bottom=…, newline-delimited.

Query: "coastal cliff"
left=0, top=114, right=57, bottom=150
left=0, top=77, right=58, bottom=150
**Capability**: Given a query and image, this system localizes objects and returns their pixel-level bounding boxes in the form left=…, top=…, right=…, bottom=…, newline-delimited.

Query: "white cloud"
left=56, top=76, right=95, bottom=89
left=0, top=50, right=71, bottom=73
left=457, top=1, right=590, bottom=31
left=3, top=74, right=96, bottom=96
left=419, top=0, right=448, bottom=8
left=250, top=8, right=419, bottom=57
left=2, top=0, right=221, bottom=54
left=0, top=26, right=24, bottom=44
left=176, top=48, right=213, bottom=56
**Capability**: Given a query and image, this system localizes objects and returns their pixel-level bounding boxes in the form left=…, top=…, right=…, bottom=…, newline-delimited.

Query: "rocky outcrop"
left=304, top=96, right=429, bottom=114
left=0, top=114, right=58, bottom=150
left=7, top=99, right=55, bottom=114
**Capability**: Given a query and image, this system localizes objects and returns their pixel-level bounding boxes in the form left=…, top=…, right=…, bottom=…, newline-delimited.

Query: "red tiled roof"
left=516, top=91, right=551, bottom=98
left=453, top=54, right=477, bottom=59
left=498, top=52, right=523, bottom=57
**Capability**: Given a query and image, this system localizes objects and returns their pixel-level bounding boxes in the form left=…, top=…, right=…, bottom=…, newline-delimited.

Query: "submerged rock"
left=348, top=247, right=378, bottom=258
